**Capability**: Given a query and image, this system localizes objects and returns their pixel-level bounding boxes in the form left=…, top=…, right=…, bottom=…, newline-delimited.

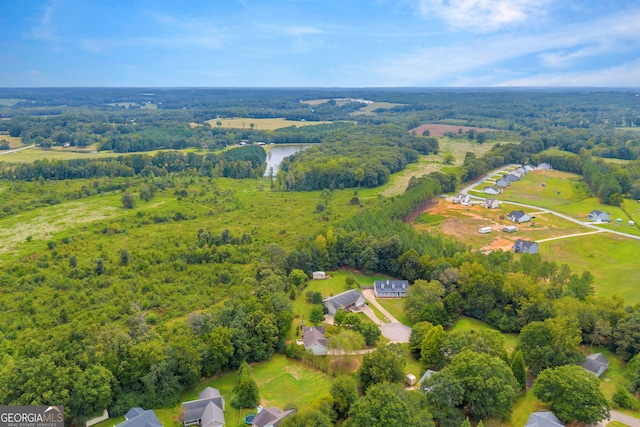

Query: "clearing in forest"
left=205, top=117, right=332, bottom=130
left=409, top=123, right=497, bottom=136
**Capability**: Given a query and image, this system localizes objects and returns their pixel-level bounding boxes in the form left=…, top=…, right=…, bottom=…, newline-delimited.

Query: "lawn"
left=450, top=316, right=519, bottom=352
left=205, top=117, right=332, bottom=131
left=375, top=297, right=412, bottom=326
left=495, top=169, right=589, bottom=207
left=539, top=233, right=640, bottom=304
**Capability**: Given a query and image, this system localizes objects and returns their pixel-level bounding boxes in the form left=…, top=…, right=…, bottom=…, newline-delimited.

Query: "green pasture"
left=539, top=233, right=640, bottom=304
left=350, top=102, right=403, bottom=116
left=0, top=146, right=203, bottom=163
left=0, top=98, right=23, bottom=107
left=205, top=117, right=332, bottom=131
left=0, top=135, right=23, bottom=148
left=450, top=316, right=519, bottom=352
left=496, top=170, right=588, bottom=207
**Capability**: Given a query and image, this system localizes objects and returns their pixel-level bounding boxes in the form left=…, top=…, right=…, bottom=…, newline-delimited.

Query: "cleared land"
left=409, top=123, right=497, bottom=136
left=205, top=117, right=332, bottom=130
left=0, top=135, right=24, bottom=148
left=350, top=102, right=403, bottom=116
left=0, top=146, right=202, bottom=163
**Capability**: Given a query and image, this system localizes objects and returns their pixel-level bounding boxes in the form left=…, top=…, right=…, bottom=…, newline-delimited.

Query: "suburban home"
left=323, top=289, right=366, bottom=315
left=537, top=163, right=553, bottom=170
left=505, top=173, right=521, bottom=182
left=312, top=271, right=326, bottom=280
left=582, top=353, right=609, bottom=377
left=507, top=210, right=531, bottom=223
left=117, top=408, right=162, bottom=427
left=483, top=186, right=501, bottom=195
left=482, top=198, right=501, bottom=209
left=513, top=239, right=539, bottom=254
left=524, top=164, right=536, bottom=171
left=453, top=193, right=470, bottom=205
left=511, top=170, right=524, bottom=178
left=588, top=210, right=611, bottom=222
left=301, top=326, right=328, bottom=356
left=495, top=178, right=510, bottom=187
left=418, top=370, right=437, bottom=392
left=524, top=411, right=564, bottom=427
left=503, top=225, right=517, bottom=233
left=252, top=407, right=295, bottom=427
left=182, top=387, right=225, bottom=427
left=374, top=279, right=409, bottom=298
left=516, top=166, right=527, bottom=175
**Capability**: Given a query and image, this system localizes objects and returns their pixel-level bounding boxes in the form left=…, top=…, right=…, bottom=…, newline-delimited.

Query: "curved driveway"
left=461, top=165, right=640, bottom=242
left=361, top=289, right=411, bottom=343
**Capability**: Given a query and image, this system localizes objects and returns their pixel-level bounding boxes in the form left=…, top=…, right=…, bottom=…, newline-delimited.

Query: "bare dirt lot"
left=409, top=124, right=497, bottom=136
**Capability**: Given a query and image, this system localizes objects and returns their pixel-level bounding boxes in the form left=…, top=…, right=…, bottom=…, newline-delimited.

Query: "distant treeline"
left=1, top=145, right=267, bottom=181
left=277, top=125, right=438, bottom=191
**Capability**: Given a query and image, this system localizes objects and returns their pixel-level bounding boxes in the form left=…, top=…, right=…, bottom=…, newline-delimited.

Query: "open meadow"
left=205, top=117, right=333, bottom=130
left=0, top=146, right=204, bottom=163
left=0, top=135, right=23, bottom=148
left=349, top=101, right=403, bottom=116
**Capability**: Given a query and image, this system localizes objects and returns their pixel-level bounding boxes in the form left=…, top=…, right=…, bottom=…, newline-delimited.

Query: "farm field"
left=409, top=123, right=497, bottom=136
left=540, top=233, right=640, bottom=303
left=349, top=101, right=403, bottom=115
left=416, top=199, right=588, bottom=252
left=205, top=117, right=332, bottom=130
left=492, top=169, right=589, bottom=207
left=0, top=135, right=24, bottom=148
left=0, top=146, right=203, bottom=163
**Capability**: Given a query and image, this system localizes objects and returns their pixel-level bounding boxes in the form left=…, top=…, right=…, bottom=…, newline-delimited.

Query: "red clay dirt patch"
left=409, top=124, right=497, bottom=136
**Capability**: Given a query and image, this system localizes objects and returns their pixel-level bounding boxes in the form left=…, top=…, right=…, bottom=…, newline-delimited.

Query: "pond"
left=264, top=143, right=315, bottom=176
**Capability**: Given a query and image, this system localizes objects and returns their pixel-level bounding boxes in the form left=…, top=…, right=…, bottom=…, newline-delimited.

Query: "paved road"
left=595, top=410, right=640, bottom=427
left=361, top=289, right=411, bottom=343
left=0, top=144, right=35, bottom=155
left=461, top=165, right=640, bottom=242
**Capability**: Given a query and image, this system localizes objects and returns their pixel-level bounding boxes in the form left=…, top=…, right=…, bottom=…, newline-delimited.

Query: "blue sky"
left=1, top=0, right=639, bottom=87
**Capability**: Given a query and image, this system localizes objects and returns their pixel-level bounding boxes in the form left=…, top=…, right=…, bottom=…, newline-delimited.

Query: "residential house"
left=116, top=408, right=162, bottom=427
left=507, top=210, right=531, bottom=223
left=505, top=173, right=521, bottom=182
left=588, top=210, right=611, bottom=222
left=453, top=194, right=470, bottom=205
left=516, top=166, right=527, bottom=175
left=495, top=178, right=510, bottom=188
left=524, top=411, right=564, bottom=427
left=582, top=353, right=609, bottom=377
left=511, top=170, right=524, bottom=178
left=374, top=279, right=409, bottom=298
left=482, top=198, right=500, bottom=209
left=537, top=163, right=552, bottom=170
left=312, top=271, right=326, bottom=280
left=323, top=289, right=366, bottom=315
left=513, top=239, right=539, bottom=254
left=483, top=186, right=501, bottom=195
left=252, top=407, right=295, bottom=427
left=182, top=387, right=225, bottom=427
left=302, top=326, right=328, bottom=356
left=524, top=165, right=536, bottom=172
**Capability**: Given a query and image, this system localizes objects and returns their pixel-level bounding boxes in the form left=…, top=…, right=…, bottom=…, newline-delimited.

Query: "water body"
left=264, top=143, right=315, bottom=176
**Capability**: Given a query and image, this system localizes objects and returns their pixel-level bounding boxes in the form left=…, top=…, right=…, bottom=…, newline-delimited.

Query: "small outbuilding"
left=582, top=353, right=609, bottom=377
left=503, top=225, right=517, bottom=233
left=406, top=374, right=417, bottom=386
left=312, top=271, right=327, bottom=280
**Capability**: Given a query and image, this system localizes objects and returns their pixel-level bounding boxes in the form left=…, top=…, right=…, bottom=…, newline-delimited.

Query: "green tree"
left=357, top=323, right=381, bottom=346
left=404, top=280, right=445, bottom=324
left=119, top=248, right=130, bottom=266
left=358, top=344, right=406, bottom=392
left=138, top=183, right=155, bottom=202
left=121, top=192, right=136, bottom=209
left=330, top=376, right=358, bottom=419
left=346, top=383, right=434, bottom=427
left=310, top=304, right=325, bottom=325
left=333, top=307, right=346, bottom=326
left=202, top=327, right=234, bottom=376
left=279, top=409, right=332, bottom=427
left=510, top=350, right=526, bottom=390
left=421, top=324, right=445, bottom=368
left=329, top=330, right=365, bottom=368
left=613, top=312, right=640, bottom=361
left=289, top=269, right=308, bottom=288
left=409, top=321, right=434, bottom=359
left=533, top=365, right=610, bottom=424
left=232, top=373, right=260, bottom=409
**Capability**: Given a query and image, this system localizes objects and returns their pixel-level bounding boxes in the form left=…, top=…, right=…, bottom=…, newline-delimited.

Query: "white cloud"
left=414, top=0, right=552, bottom=32
left=375, top=8, right=640, bottom=85
left=27, top=0, right=59, bottom=41
left=283, top=26, right=323, bottom=36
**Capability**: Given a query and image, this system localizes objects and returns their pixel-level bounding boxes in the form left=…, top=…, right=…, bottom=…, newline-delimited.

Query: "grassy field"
left=0, top=146, right=205, bottom=163
left=495, top=169, right=589, bottom=207
left=375, top=297, right=412, bottom=326
left=350, top=102, right=403, bottom=116
left=449, top=316, right=519, bottom=351
left=0, top=135, right=23, bottom=148
left=0, top=98, right=23, bottom=107
left=205, top=117, right=332, bottom=131
left=540, top=233, right=640, bottom=304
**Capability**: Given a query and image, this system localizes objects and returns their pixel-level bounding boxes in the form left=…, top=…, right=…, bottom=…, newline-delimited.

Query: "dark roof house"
left=582, top=353, right=609, bottom=377
left=507, top=210, right=531, bottom=223
left=117, top=408, right=162, bottom=427
left=588, top=210, right=610, bottom=222
left=252, top=407, right=295, bottom=427
left=525, top=411, right=563, bottom=427
left=182, top=387, right=225, bottom=427
left=323, top=289, right=366, bottom=315
left=374, top=280, right=409, bottom=298
left=495, top=178, right=510, bottom=188
left=513, top=239, right=539, bottom=254
left=302, top=326, right=328, bottom=356
left=505, top=173, right=521, bottom=182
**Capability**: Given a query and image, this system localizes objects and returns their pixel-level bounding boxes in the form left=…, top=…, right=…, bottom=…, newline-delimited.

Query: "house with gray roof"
left=374, top=279, right=409, bottom=298
left=507, top=210, right=531, bottom=223
left=182, top=387, right=225, bottom=427
left=505, top=173, right=521, bottom=182
left=513, top=239, right=539, bottom=254
left=582, top=353, right=609, bottom=377
left=117, top=408, right=162, bottom=427
left=516, top=166, right=527, bottom=175
left=482, top=198, right=501, bottom=209
left=252, top=407, right=295, bottom=427
left=588, top=210, right=610, bottom=222
left=495, top=178, right=510, bottom=188
left=302, top=326, right=328, bottom=356
left=537, top=163, right=553, bottom=170
left=484, top=186, right=502, bottom=195
left=525, top=411, right=563, bottom=427
left=323, top=289, right=365, bottom=315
